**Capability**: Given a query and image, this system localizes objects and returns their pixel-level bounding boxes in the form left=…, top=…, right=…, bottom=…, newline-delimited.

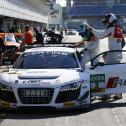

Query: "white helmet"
left=102, top=13, right=117, bottom=25
left=109, top=13, right=117, bottom=23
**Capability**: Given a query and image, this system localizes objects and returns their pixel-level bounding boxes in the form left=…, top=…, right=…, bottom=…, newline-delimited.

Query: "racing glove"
left=80, top=48, right=88, bottom=54
left=84, top=23, right=92, bottom=30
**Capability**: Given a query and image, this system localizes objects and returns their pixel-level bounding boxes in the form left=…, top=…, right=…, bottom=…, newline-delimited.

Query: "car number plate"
left=23, top=89, right=47, bottom=97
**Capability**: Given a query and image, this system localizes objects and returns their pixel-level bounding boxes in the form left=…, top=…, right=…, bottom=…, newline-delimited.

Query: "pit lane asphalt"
left=1, top=97, right=126, bottom=126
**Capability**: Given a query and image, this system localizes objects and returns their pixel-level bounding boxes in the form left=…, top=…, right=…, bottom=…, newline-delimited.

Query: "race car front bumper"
left=0, top=85, right=90, bottom=109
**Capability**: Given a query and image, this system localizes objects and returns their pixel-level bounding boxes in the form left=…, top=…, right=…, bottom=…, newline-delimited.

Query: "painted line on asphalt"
left=112, top=108, right=123, bottom=126
left=65, top=117, right=69, bottom=126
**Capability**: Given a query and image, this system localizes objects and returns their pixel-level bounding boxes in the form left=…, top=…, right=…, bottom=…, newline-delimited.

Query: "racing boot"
left=98, top=95, right=111, bottom=101
left=113, top=94, right=122, bottom=100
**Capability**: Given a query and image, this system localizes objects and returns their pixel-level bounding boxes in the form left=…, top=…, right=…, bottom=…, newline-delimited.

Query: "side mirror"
left=90, top=62, right=104, bottom=70
left=97, top=62, right=104, bottom=66
left=76, top=68, right=84, bottom=72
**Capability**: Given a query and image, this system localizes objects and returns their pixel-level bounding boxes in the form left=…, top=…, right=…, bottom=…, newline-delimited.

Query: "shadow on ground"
left=1, top=100, right=126, bottom=120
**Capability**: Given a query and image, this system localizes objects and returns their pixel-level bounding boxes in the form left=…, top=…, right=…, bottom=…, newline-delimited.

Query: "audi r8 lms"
left=1, top=45, right=126, bottom=109
left=0, top=46, right=90, bottom=109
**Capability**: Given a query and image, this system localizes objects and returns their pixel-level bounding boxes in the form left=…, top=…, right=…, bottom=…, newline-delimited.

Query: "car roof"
left=25, top=47, right=75, bottom=53
left=0, top=33, right=24, bottom=39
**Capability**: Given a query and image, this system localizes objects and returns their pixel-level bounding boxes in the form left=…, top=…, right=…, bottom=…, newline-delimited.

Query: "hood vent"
left=18, top=75, right=59, bottom=79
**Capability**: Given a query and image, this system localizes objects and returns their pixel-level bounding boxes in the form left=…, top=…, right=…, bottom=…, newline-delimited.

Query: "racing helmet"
left=102, top=13, right=117, bottom=26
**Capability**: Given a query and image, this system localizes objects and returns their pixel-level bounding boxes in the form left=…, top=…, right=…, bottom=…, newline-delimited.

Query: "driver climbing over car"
left=84, top=13, right=125, bottom=100
left=75, top=25, right=100, bottom=68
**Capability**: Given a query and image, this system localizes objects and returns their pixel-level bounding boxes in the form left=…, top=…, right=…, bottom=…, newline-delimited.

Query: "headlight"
left=60, top=81, right=83, bottom=92
left=0, top=82, right=13, bottom=91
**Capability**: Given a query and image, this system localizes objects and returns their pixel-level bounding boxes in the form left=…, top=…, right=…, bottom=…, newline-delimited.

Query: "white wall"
left=0, top=0, right=52, bottom=23
left=48, top=4, right=62, bottom=29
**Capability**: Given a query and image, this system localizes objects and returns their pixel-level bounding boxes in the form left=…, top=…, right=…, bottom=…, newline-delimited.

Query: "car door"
left=89, top=50, right=126, bottom=96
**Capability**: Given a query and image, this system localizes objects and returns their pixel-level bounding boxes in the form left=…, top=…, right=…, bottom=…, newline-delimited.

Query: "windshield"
left=13, top=51, right=79, bottom=69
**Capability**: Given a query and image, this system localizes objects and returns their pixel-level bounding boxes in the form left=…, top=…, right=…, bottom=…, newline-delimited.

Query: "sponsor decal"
left=91, top=88, right=105, bottom=93
left=90, top=74, right=105, bottom=93
left=90, top=74, right=105, bottom=83
left=15, top=80, right=50, bottom=86
left=106, top=77, right=119, bottom=88
left=25, top=51, right=69, bottom=56
left=107, top=77, right=126, bottom=88
left=21, top=80, right=50, bottom=85
left=116, top=79, right=126, bottom=86
left=23, top=89, right=47, bottom=97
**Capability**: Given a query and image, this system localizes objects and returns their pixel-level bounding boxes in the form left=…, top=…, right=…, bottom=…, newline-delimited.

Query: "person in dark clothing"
left=55, top=33, right=63, bottom=43
left=0, top=38, right=5, bottom=53
left=46, top=30, right=63, bottom=44
left=33, top=27, right=44, bottom=45
left=9, top=25, right=16, bottom=33
left=0, top=26, right=4, bottom=53
left=46, top=30, right=56, bottom=43
left=0, top=26, right=4, bottom=33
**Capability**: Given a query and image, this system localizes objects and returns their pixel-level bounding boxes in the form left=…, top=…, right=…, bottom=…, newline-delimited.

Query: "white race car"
left=1, top=46, right=126, bottom=109
left=0, top=46, right=90, bottom=109
left=62, top=29, right=82, bottom=43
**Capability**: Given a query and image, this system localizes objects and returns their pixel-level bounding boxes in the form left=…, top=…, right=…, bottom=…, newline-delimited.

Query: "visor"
left=102, top=18, right=108, bottom=25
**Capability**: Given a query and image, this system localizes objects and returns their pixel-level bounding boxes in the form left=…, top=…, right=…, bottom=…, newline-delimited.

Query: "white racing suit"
left=90, top=27, right=122, bottom=64
left=90, top=26, right=123, bottom=99
left=80, top=39, right=100, bottom=67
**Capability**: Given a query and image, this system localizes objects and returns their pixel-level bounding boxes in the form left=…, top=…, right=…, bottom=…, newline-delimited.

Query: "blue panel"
left=69, top=5, right=108, bottom=16
left=69, top=5, right=126, bottom=17
left=111, top=4, right=126, bottom=15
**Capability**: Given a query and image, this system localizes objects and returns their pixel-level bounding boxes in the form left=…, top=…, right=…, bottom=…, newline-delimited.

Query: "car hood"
left=0, top=69, right=81, bottom=87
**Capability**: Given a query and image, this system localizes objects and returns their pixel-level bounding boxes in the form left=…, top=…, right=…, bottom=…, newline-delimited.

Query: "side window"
left=91, top=50, right=126, bottom=66
left=103, top=51, right=122, bottom=64
left=120, top=51, right=126, bottom=63
left=91, top=54, right=104, bottom=66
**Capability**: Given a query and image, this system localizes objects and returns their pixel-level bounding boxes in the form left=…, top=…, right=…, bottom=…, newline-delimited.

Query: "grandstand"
left=66, top=0, right=126, bottom=32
